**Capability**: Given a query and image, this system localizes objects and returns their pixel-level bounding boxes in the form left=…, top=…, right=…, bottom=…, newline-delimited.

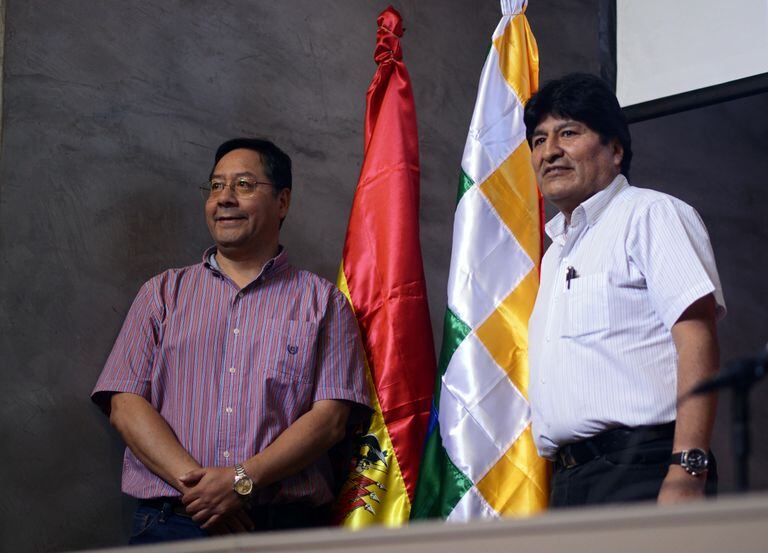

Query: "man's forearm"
left=242, top=399, right=351, bottom=490
left=671, top=295, right=720, bottom=453
left=660, top=295, right=719, bottom=503
left=110, top=392, right=201, bottom=492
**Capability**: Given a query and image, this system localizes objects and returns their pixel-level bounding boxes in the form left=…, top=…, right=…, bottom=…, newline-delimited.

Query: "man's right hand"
left=208, top=509, right=255, bottom=535
left=179, top=467, right=254, bottom=531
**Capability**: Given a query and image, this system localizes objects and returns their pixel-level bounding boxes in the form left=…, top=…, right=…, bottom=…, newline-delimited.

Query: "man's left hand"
left=657, top=465, right=706, bottom=505
left=179, top=467, right=246, bottom=529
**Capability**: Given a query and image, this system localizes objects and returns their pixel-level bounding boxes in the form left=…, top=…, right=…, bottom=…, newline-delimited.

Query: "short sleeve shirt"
left=92, top=247, right=370, bottom=503
left=528, top=176, right=726, bottom=459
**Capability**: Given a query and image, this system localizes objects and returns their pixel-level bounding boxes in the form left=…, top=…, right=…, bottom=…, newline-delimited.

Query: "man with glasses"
left=92, top=138, right=369, bottom=543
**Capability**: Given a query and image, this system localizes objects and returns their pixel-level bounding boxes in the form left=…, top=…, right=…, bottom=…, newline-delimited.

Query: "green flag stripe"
left=456, top=169, right=475, bottom=204
left=434, top=307, right=471, bottom=400
left=410, top=421, right=474, bottom=519
left=411, top=308, right=472, bottom=519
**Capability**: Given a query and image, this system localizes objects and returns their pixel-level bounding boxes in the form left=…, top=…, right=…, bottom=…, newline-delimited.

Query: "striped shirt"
left=529, top=175, right=726, bottom=459
left=92, top=246, right=369, bottom=504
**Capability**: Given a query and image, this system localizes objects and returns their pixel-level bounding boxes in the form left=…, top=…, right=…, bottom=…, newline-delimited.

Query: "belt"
left=139, top=498, right=189, bottom=517
left=554, top=422, right=675, bottom=470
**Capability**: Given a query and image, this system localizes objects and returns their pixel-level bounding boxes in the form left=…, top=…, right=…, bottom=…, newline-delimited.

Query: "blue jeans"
left=129, top=502, right=207, bottom=545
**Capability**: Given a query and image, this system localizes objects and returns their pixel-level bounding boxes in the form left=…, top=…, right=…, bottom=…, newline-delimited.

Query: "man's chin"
left=212, top=236, right=249, bottom=252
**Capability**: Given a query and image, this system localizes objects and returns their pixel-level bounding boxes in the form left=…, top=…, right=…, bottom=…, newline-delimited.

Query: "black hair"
left=524, top=73, right=632, bottom=178
left=211, top=137, right=292, bottom=192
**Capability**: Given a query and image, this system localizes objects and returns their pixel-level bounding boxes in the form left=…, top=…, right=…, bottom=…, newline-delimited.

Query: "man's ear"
left=278, top=188, right=291, bottom=218
left=611, top=138, right=624, bottom=171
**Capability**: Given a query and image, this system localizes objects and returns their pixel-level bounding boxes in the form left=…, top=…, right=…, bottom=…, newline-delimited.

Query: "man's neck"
left=215, top=244, right=280, bottom=290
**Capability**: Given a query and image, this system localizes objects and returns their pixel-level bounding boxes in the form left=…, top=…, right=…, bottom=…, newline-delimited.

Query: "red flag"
left=334, top=6, right=436, bottom=527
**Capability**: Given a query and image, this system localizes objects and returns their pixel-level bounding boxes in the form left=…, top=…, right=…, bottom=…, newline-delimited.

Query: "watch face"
left=683, top=449, right=709, bottom=474
left=234, top=477, right=253, bottom=496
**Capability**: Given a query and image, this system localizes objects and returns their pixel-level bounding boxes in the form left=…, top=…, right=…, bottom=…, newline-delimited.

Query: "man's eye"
left=210, top=182, right=225, bottom=191
left=236, top=179, right=256, bottom=191
left=532, top=137, right=545, bottom=147
left=561, top=130, right=576, bottom=137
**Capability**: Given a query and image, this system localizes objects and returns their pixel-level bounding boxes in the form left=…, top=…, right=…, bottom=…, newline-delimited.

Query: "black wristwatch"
left=670, top=448, right=709, bottom=476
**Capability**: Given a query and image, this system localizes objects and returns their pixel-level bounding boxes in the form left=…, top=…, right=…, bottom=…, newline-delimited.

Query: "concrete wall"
left=0, top=1, right=766, bottom=551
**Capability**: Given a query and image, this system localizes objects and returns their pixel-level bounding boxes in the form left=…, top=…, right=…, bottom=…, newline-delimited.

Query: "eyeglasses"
left=200, top=178, right=274, bottom=201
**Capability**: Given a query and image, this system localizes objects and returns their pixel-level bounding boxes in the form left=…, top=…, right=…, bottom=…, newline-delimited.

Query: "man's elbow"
left=316, top=400, right=351, bottom=446
left=108, top=392, right=143, bottom=432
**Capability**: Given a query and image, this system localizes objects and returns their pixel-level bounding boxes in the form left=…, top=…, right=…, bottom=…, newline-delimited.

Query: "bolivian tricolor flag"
left=412, top=0, right=549, bottom=521
left=333, top=6, right=436, bottom=528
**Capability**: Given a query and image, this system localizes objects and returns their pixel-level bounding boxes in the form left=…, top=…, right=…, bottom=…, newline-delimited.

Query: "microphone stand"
left=729, top=358, right=756, bottom=492
left=688, top=348, right=767, bottom=493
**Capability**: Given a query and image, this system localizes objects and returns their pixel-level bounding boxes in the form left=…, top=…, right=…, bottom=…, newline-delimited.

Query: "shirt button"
left=222, top=450, right=230, bottom=459
left=229, top=367, right=236, bottom=374
left=233, top=328, right=240, bottom=335
left=225, top=407, right=233, bottom=414
left=237, top=292, right=244, bottom=298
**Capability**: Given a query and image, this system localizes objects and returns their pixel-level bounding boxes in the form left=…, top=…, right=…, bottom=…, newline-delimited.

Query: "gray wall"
left=0, top=1, right=765, bottom=551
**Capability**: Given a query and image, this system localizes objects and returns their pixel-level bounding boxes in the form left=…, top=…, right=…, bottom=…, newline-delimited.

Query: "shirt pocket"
left=559, top=271, right=610, bottom=338
left=260, top=319, right=319, bottom=384
left=258, top=320, right=320, bottom=423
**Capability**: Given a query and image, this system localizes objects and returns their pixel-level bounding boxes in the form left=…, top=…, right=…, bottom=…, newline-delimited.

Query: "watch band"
left=233, top=463, right=254, bottom=497
left=670, top=448, right=709, bottom=476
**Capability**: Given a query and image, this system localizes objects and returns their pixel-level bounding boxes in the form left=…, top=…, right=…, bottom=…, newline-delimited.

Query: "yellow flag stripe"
left=475, top=425, right=550, bottom=514
left=478, top=141, right=541, bottom=265
left=474, top=269, right=538, bottom=399
left=493, top=13, right=539, bottom=105
left=336, top=264, right=412, bottom=527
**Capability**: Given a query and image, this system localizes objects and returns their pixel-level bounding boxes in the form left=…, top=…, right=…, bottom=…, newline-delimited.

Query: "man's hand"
left=657, top=465, right=707, bottom=505
left=179, top=467, right=252, bottom=530
left=208, top=509, right=255, bottom=535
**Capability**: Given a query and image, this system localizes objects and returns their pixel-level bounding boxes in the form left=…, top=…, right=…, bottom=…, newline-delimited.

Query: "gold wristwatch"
left=233, top=463, right=254, bottom=497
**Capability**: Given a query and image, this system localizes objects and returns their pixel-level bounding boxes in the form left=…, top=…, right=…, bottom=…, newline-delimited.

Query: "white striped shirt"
left=528, top=175, right=726, bottom=459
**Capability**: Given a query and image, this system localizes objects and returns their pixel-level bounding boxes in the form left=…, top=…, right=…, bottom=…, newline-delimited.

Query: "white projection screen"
left=600, top=0, right=768, bottom=122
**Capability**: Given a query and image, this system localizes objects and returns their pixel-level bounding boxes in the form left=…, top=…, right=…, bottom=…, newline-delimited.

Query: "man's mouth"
left=215, top=215, right=247, bottom=223
left=543, top=165, right=572, bottom=176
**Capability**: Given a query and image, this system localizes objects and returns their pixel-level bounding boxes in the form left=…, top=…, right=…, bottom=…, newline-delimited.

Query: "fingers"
left=223, top=514, right=248, bottom=533
left=211, top=510, right=254, bottom=533
left=181, top=493, right=203, bottom=509
left=200, top=513, right=222, bottom=530
left=190, top=505, right=214, bottom=524
left=179, top=468, right=206, bottom=486
left=234, top=509, right=255, bottom=532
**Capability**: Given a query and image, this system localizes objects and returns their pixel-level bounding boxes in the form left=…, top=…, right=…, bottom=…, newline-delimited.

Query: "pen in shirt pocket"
left=565, top=266, right=578, bottom=289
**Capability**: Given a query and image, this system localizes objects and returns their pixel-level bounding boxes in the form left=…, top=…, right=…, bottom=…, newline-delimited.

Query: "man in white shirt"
left=525, top=73, right=726, bottom=507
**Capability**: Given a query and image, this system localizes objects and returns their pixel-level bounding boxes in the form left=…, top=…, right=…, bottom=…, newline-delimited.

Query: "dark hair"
left=211, top=137, right=292, bottom=192
left=524, top=73, right=632, bottom=178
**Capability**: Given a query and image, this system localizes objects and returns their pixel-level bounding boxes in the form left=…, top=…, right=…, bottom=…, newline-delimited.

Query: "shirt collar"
left=202, top=245, right=289, bottom=280
left=545, top=174, right=629, bottom=243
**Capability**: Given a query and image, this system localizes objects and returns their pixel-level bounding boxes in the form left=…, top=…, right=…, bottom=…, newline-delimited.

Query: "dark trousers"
left=129, top=499, right=330, bottom=545
left=550, top=425, right=717, bottom=508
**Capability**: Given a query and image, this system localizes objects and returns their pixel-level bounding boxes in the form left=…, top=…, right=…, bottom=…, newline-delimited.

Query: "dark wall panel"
left=1, top=1, right=765, bottom=551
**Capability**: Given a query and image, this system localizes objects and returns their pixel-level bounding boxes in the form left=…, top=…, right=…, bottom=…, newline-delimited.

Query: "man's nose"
left=217, top=183, right=239, bottom=205
left=541, top=137, right=563, bottom=162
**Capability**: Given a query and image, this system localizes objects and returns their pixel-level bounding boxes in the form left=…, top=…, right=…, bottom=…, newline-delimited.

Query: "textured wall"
left=0, top=1, right=766, bottom=551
